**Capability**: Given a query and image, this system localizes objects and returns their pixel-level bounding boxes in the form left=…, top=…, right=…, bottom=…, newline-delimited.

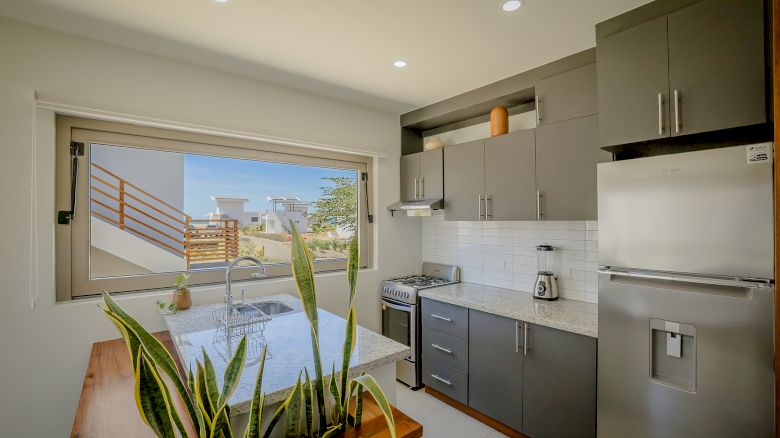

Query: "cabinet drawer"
left=422, top=298, right=468, bottom=340
left=423, top=328, right=468, bottom=372
left=422, top=357, right=468, bottom=405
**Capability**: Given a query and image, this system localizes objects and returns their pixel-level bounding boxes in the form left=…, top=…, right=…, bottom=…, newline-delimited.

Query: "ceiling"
left=0, top=0, right=653, bottom=113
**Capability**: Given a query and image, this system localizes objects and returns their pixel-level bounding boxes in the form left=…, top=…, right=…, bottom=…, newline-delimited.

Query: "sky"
left=183, top=153, right=356, bottom=219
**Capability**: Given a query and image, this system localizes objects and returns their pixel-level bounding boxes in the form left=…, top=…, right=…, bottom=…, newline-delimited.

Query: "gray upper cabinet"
left=400, top=149, right=443, bottom=201
left=536, top=115, right=609, bottom=220
left=419, top=148, right=444, bottom=200
left=597, top=16, right=670, bottom=147
left=444, top=140, right=485, bottom=221
left=536, top=63, right=598, bottom=126
left=522, top=323, right=597, bottom=438
left=484, top=130, right=537, bottom=221
left=468, top=309, right=524, bottom=432
left=597, top=0, right=766, bottom=147
left=399, top=153, right=419, bottom=201
left=667, top=0, right=765, bottom=137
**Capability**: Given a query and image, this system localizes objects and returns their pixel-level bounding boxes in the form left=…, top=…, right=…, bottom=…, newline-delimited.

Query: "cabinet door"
left=468, top=310, right=524, bottom=432
left=597, top=16, right=670, bottom=147
left=399, top=153, right=420, bottom=201
left=419, top=148, right=443, bottom=200
left=444, top=140, right=485, bottom=221
left=484, top=130, right=536, bottom=221
left=536, top=63, right=597, bottom=125
left=668, top=0, right=765, bottom=136
left=536, top=115, right=610, bottom=220
left=522, top=323, right=597, bottom=438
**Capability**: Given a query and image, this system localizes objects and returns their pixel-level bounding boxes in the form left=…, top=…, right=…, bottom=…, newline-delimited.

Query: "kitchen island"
left=164, top=293, right=410, bottom=415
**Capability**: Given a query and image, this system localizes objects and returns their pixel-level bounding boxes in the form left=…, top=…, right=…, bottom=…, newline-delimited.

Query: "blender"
left=534, top=244, right=558, bottom=300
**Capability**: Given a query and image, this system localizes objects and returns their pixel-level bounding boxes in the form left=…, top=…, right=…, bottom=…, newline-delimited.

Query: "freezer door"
left=598, top=271, right=774, bottom=437
left=597, top=144, right=774, bottom=279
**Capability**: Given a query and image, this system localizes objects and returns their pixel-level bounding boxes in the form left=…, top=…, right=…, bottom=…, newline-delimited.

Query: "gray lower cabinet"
left=597, top=15, right=670, bottom=147
left=535, top=63, right=597, bottom=126
left=443, top=140, right=485, bottom=221
left=522, top=323, right=597, bottom=438
left=484, top=129, right=537, bottom=221
left=467, top=308, right=597, bottom=437
left=467, top=309, right=524, bottom=432
left=667, top=0, right=765, bottom=137
left=536, top=115, right=610, bottom=220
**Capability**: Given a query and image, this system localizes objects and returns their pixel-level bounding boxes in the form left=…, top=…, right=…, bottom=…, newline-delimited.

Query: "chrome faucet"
left=225, top=256, right=266, bottom=312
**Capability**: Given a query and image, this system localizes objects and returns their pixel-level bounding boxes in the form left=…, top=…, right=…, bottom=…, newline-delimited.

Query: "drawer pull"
left=430, top=314, right=452, bottom=322
left=431, top=344, right=453, bottom=354
left=431, top=374, right=453, bottom=386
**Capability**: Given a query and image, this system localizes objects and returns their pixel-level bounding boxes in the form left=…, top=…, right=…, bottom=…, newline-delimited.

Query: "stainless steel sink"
left=253, top=301, right=294, bottom=316
left=233, top=304, right=264, bottom=318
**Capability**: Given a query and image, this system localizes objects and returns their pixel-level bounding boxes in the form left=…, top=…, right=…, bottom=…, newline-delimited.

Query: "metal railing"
left=90, top=162, right=239, bottom=267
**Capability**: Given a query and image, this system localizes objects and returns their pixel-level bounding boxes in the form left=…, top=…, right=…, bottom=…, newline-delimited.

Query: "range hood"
left=387, top=199, right=444, bottom=217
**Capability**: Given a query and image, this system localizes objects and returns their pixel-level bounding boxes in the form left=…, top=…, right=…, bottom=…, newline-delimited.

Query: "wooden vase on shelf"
left=490, top=106, right=509, bottom=137
left=172, top=287, right=192, bottom=310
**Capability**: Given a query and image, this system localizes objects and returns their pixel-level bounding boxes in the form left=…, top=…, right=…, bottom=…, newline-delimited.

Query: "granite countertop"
left=419, top=283, right=598, bottom=338
left=164, top=293, right=409, bottom=415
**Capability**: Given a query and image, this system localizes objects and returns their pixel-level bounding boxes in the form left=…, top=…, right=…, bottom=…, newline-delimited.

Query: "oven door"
left=381, top=298, right=416, bottom=360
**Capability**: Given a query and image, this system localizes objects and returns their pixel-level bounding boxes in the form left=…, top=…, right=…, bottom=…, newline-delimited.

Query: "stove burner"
left=387, top=275, right=450, bottom=288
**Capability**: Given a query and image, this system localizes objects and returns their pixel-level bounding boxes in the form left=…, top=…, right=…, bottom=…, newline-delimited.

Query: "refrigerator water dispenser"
left=650, top=318, right=697, bottom=393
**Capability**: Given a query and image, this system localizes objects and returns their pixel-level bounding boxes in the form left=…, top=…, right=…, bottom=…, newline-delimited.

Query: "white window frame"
left=55, top=116, right=373, bottom=300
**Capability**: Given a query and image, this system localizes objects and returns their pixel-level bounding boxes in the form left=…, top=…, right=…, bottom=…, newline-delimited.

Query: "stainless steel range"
left=381, top=262, right=459, bottom=389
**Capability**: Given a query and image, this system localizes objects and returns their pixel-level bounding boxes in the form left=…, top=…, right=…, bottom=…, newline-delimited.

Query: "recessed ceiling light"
left=214, top=0, right=229, bottom=3
left=393, top=60, right=408, bottom=68
left=502, top=0, right=524, bottom=12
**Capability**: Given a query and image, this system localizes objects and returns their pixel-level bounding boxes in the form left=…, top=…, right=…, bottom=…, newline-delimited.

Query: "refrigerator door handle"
left=598, top=268, right=773, bottom=289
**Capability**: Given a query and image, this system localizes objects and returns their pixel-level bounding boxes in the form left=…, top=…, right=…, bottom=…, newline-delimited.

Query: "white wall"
left=0, top=17, right=421, bottom=436
left=422, top=214, right=599, bottom=303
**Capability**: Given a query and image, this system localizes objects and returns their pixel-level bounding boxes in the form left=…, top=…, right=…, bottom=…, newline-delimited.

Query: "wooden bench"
left=71, top=331, right=422, bottom=438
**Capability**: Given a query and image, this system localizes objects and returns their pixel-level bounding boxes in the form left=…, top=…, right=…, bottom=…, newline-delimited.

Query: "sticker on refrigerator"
left=746, top=143, right=771, bottom=164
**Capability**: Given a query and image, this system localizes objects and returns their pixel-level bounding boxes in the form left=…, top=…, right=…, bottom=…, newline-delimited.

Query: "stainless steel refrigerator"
left=597, top=144, right=775, bottom=437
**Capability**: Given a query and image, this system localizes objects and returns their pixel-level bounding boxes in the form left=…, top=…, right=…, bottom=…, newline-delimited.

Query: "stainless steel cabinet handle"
left=523, top=323, right=529, bottom=356
left=657, top=93, right=664, bottom=136
left=535, top=95, right=542, bottom=124
left=536, top=190, right=543, bottom=220
left=414, top=178, right=419, bottom=199
left=674, top=90, right=681, bottom=134
left=431, top=344, right=453, bottom=354
left=515, top=321, right=520, bottom=353
left=420, top=178, right=425, bottom=198
left=485, top=195, right=492, bottom=220
left=431, top=314, right=452, bottom=322
left=431, top=374, right=453, bottom=386
left=478, top=194, right=484, bottom=221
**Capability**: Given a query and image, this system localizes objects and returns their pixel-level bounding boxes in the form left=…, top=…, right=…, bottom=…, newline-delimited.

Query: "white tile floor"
left=395, top=383, right=509, bottom=438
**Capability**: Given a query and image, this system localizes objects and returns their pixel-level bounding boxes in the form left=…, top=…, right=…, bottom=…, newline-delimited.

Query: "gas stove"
left=381, top=262, right=460, bottom=305
left=381, top=262, right=459, bottom=389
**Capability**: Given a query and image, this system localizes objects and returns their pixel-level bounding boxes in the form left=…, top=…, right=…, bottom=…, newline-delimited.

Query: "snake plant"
left=100, top=223, right=395, bottom=438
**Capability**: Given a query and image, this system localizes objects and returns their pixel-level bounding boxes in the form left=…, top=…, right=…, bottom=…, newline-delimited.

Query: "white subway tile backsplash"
left=422, top=218, right=600, bottom=303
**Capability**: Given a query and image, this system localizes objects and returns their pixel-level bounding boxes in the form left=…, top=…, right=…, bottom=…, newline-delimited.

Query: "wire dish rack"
left=212, top=304, right=272, bottom=362
left=212, top=304, right=270, bottom=339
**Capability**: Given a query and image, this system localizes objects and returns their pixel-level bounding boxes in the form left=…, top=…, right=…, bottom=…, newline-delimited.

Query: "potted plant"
left=99, top=224, right=396, bottom=437
left=172, top=272, right=192, bottom=310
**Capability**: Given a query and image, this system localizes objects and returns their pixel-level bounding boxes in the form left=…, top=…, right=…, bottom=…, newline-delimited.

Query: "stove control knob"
left=404, top=292, right=410, bottom=299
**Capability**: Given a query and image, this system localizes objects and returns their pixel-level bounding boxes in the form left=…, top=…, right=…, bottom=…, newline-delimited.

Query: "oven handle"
left=381, top=298, right=413, bottom=312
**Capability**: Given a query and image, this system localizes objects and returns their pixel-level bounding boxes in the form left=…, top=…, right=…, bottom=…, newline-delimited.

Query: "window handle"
left=58, top=141, right=85, bottom=224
